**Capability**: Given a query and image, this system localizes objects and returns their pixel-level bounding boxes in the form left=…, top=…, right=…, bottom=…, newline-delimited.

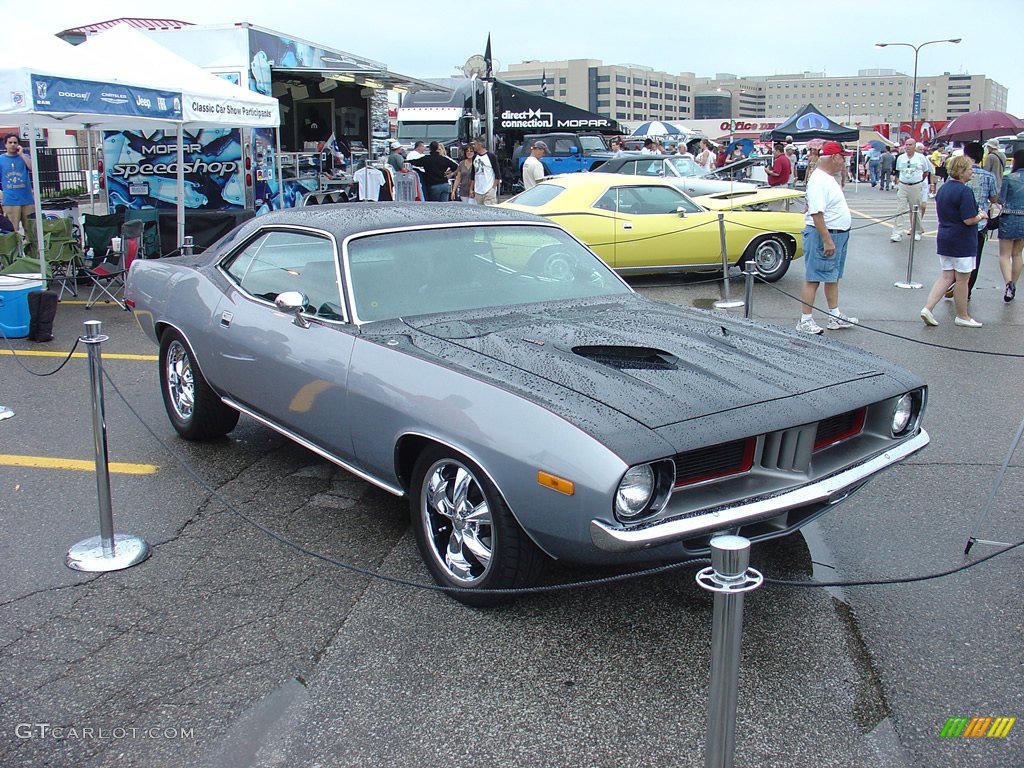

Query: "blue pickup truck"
left=514, top=133, right=615, bottom=177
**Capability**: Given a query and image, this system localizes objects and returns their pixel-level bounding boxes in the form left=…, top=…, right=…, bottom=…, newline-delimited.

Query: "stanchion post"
left=743, top=261, right=757, bottom=319
left=181, top=235, right=194, bottom=256
left=714, top=212, right=744, bottom=310
left=66, top=320, right=150, bottom=572
left=895, top=207, right=923, bottom=289
left=0, top=404, right=13, bottom=421
left=696, top=535, right=763, bottom=768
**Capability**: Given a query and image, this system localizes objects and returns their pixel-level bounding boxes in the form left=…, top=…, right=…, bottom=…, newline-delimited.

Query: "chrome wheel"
left=421, top=458, right=494, bottom=583
left=165, top=339, right=195, bottom=421
left=746, top=235, right=790, bottom=282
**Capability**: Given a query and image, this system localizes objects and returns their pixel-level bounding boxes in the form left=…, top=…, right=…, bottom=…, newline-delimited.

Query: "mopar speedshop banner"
left=103, top=129, right=243, bottom=211
left=31, top=75, right=181, bottom=121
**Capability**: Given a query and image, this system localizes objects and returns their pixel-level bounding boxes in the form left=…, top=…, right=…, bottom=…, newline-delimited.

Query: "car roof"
left=237, top=202, right=547, bottom=242
left=537, top=173, right=682, bottom=191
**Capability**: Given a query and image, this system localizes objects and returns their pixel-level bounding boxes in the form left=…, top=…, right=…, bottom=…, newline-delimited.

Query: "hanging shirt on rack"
left=353, top=166, right=386, bottom=201
left=393, top=166, right=423, bottom=201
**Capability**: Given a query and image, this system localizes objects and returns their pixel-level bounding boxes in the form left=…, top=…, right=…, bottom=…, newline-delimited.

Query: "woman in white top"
left=696, top=139, right=716, bottom=172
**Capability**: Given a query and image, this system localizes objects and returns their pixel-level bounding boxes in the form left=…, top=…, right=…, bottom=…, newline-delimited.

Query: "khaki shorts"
left=3, top=204, right=32, bottom=233
left=474, top=187, right=497, bottom=206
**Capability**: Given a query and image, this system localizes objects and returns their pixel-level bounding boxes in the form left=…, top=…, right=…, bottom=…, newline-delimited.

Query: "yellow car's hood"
left=695, top=188, right=805, bottom=210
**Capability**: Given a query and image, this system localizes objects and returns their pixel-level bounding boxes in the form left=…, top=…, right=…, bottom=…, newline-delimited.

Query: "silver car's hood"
left=387, top=295, right=908, bottom=431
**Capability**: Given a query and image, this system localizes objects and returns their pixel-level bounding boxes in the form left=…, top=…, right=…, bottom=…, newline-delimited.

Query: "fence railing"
left=35, top=146, right=94, bottom=198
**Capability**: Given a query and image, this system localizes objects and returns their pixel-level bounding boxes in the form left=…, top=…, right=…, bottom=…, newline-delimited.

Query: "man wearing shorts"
left=796, top=141, right=858, bottom=335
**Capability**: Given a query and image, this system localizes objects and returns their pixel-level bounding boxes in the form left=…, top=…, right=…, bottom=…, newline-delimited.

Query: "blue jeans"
left=869, top=161, right=880, bottom=186
left=427, top=183, right=451, bottom=202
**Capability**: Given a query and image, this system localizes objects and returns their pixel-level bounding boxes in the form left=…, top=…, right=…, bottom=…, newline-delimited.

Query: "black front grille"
left=673, top=438, right=755, bottom=487
left=815, top=408, right=867, bottom=451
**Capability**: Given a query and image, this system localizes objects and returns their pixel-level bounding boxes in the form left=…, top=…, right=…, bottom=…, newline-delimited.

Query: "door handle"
left=622, top=223, right=633, bottom=230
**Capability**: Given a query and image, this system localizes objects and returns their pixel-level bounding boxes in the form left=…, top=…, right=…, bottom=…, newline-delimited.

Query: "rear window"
left=507, top=184, right=565, bottom=207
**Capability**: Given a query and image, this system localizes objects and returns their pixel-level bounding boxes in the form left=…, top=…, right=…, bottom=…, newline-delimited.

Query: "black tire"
left=410, top=446, right=547, bottom=606
left=159, top=329, right=239, bottom=441
left=742, top=235, right=791, bottom=282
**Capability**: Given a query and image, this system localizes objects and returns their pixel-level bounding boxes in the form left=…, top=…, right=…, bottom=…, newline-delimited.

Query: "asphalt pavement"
left=0, top=183, right=1020, bottom=767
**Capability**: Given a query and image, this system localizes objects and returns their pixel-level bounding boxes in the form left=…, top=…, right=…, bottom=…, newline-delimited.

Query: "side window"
left=617, top=160, right=638, bottom=175
left=618, top=185, right=690, bottom=215
left=634, top=160, right=664, bottom=176
left=554, top=138, right=575, bottom=154
left=221, top=230, right=343, bottom=320
left=593, top=188, right=619, bottom=212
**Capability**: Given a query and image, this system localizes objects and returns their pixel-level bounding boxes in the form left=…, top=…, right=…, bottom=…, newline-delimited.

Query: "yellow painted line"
left=0, top=454, right=159, bottom=474
left=849, top=206, right=896, bottom=228
left=0, top=349, right=156, bottom=360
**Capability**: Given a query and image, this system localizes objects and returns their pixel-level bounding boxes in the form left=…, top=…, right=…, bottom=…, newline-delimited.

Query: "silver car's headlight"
left=615, top=460, right=675, bottom=522
left=891, top=393, right=914, bottom=436
left=616, top=465, right=655, bottom=520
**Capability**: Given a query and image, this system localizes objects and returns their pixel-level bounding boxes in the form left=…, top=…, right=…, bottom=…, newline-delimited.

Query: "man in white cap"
left=387, top=141, right=405, bottom=173
left=522, top=140, right=548, bottom=190
left=983, top=138, right=1006, bottom=180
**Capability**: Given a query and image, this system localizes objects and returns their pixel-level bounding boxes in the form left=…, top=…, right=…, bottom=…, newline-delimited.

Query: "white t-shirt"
left=522, top=155, right=545, bottom=189
left=896, top=152, right=932, bottom=184
left=353, top=166, right=385, bottom=201
left=804, top=168, right=851, bottom=230
left=473, top=153, right=496, bottom=195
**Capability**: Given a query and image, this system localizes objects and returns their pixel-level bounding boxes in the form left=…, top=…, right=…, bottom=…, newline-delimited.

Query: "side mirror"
left=275, top=291, right=311, bottom=328
left=676, top=207, right=687, bottom=218
left=569, top=146, right=579, bottom=155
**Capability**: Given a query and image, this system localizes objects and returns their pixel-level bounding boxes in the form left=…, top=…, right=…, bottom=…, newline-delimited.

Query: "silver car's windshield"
left=346, top=224, right=630, bottom=322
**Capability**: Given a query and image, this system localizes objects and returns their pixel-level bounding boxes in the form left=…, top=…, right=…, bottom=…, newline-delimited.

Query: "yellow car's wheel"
left=743, top=235, right=791, bottom=282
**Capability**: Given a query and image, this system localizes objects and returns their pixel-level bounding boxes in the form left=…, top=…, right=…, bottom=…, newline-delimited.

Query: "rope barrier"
left=0, top=333, right=82, bottom=376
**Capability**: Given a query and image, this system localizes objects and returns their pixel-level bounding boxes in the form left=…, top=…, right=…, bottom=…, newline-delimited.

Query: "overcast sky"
left=43, top=0, right=1022, bottom=117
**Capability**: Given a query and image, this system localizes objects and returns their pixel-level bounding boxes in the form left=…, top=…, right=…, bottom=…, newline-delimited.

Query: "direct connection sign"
left=940, top=717, right=1015, bottom=739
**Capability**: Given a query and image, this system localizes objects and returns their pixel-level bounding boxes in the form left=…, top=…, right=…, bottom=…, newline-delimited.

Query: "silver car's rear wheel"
left=410, top=446, right=546, bottom=606
left=743, top=235, right=791, bottom=282
left=159, top=330, right=239, bottom=441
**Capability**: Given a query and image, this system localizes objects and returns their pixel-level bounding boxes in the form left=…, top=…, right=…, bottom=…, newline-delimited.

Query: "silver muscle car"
left=127, top=203, right=929, bottom=605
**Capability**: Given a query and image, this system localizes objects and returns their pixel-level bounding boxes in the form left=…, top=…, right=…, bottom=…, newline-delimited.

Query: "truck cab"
left=515, top=133, right=614, bottom=176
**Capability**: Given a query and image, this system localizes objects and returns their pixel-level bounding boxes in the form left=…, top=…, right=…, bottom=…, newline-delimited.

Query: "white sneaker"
left=826, top=311, right=859, bottom=330
left=920, top=307, right=938, bottom=326
left=796, top=318, right=824, bottom=335
left=914, top=233, right=922, bottom=241
left=890, top=232, right=902, bottom=242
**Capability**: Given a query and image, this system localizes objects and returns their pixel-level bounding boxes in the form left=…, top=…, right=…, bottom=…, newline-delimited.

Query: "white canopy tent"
left=0, top=24, right=188, bottom=273
left=79, top=25, right=280, bottom=249
left=1, top=23, right=280, bottom=272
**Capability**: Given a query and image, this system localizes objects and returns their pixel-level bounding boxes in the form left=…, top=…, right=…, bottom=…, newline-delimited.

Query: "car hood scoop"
left=572, top=345, right=679, bottom=371
left=397, top=296, right=889, bottom=429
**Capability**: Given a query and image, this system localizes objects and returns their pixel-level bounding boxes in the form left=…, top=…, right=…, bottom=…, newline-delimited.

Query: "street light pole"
left=875, top=39, right=961, bottom=139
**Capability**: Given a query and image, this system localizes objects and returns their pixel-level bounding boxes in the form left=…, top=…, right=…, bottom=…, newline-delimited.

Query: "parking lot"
left=1, top=183, right=1021, bottom=767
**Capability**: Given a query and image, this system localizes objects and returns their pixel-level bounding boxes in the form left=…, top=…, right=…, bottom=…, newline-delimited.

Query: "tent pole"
left=28, top=118, right=45, bottom=280
left=176, top=129, right=185, bottom=250
left=86, top=126, right=95, bottom=216
left=275, top=128, right=283, bottom=210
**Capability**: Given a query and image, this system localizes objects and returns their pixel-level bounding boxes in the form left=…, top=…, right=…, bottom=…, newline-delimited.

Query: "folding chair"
left=0, top=232, right=23, bottom=268
left=82, top=211, right=125, bottom=262
left=126, top=208, right=161, bottom=258
left=84, top=219, right=145, bottom=310
left=25, top=217, right=83, bottom=299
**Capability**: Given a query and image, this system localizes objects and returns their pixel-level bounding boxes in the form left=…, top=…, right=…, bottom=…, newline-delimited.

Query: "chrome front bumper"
left=590, top=429, right=929, bottom=553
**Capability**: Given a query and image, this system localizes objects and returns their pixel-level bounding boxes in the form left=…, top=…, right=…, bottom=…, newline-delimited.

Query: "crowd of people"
left=796, top=132, right=1024, bottom=333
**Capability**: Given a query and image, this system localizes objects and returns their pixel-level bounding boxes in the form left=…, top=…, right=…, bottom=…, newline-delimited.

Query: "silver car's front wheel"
left=410, top=446, right=547, bottom=606
left=158, top=330, right=239, bottom=441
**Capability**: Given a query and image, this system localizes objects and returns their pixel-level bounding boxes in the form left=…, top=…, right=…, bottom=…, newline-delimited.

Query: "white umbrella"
left=630, top=121, right=693, bottom=139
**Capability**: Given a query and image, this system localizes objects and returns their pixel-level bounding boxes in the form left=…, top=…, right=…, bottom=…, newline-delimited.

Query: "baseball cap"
left=820, top=141, right=851, bottom=157
left=532, top=140, right=548, bottom=150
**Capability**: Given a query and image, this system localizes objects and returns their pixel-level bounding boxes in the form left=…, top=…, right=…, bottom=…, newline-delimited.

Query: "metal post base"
left=714, top=299, right=746, bottom=309
left=66, top=535, right=151, bottom=572
left=0, top=405, right=13, bottom=421
left=894, top=281, right=923, bottom=289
